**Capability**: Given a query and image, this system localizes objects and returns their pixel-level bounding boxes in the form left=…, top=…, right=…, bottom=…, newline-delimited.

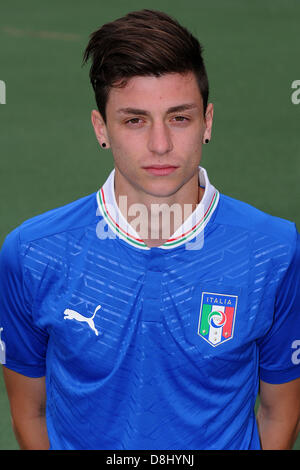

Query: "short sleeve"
left=0, top=228, right=48, bottom=377
left=258, top=230, right=300, bottom=384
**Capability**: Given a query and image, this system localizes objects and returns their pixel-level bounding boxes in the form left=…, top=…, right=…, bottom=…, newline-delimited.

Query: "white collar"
left=96, top=166, right=219, bottom=250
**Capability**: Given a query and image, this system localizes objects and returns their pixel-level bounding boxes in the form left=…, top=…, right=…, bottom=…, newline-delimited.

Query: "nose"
left=147, top=121, right=173, bottom=156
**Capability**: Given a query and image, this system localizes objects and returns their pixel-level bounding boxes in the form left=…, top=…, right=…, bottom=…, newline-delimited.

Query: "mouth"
left=142, top=165, right=179, bottom=176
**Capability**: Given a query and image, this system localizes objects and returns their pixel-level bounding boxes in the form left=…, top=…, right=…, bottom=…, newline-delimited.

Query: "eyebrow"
left=117, top=103, right=198, bottom=116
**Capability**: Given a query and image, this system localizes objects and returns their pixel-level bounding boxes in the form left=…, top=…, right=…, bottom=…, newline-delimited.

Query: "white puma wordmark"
left=63, top=305, right=101, bottom=336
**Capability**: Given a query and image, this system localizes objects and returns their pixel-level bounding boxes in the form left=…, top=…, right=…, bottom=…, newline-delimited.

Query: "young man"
left=0, top=9, right=300, bottom=451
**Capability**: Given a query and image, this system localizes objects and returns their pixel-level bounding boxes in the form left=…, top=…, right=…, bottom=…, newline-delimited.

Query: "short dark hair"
left=82, top=9, right=209, bottom=122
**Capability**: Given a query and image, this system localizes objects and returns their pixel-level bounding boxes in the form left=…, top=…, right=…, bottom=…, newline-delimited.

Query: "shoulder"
left=2, top=192, right=98, bottom=251
left=215, top=193, right=297, bottom=248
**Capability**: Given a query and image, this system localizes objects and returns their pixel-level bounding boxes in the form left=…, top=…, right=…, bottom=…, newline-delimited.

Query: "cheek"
left=109, top=129, right=146, bottom=161
left=188, top=129, right=204, bottom=157
left=109, top=138, right=140, bottom=174
left=171, top=123, right=203, bottom=150
left=108, top=134, right=127, bottom=160
left=174, top=135, right=202, bottom=163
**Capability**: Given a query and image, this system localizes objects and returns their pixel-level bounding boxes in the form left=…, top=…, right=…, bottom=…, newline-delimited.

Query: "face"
left=91, top=71, right=213, bottom=202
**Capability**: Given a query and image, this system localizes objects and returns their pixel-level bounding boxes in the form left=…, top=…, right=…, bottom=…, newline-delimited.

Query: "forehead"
left=106, top=72, right=203, bottom=113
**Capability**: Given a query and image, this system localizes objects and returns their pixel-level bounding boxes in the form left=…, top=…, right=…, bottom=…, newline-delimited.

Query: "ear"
left=202, top=103, right=214, bottom=144
left=91, top=109, right=110, bottom=148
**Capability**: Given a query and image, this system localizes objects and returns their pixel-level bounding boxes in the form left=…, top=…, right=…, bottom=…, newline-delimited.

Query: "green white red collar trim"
left=96, top=167, right=219, bottom=250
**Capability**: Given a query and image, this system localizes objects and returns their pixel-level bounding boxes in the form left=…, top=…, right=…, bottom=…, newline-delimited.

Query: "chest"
left=29, top=242, right=277, bottom=381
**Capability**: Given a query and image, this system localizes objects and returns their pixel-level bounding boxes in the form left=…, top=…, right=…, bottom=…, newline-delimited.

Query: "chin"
left=143, top=182, right=181, bottom=199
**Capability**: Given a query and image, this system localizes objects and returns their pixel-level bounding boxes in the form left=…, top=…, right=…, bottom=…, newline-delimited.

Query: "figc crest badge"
left=198, top=292, right=238, bottom=347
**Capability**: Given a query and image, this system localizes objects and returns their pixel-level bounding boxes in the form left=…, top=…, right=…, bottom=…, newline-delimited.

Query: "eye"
left=125, top=117, right=144, bottom=126
left=171, top=115, right=190, bottom=123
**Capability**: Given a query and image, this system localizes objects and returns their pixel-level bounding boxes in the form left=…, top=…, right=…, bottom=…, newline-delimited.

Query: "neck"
left=114, top=172, right=204, bottom=248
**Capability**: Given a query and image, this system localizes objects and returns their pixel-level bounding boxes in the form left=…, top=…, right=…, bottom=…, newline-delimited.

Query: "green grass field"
left=0, top=0, right=299, bottom=450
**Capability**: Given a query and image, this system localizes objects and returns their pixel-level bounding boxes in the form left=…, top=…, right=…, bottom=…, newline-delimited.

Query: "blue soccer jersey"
left=0, top=166, right=300, bottom=450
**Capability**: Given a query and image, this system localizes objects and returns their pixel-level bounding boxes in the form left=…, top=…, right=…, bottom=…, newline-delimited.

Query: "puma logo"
left=63, top=305, right=101, bottom=336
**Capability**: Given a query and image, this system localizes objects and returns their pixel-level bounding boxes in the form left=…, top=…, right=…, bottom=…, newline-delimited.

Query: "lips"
left=143, top=165, right=178, bottom=176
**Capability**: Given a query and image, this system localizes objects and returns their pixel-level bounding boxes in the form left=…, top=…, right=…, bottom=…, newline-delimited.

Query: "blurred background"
left=0, top=0, right=299, bottom=450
